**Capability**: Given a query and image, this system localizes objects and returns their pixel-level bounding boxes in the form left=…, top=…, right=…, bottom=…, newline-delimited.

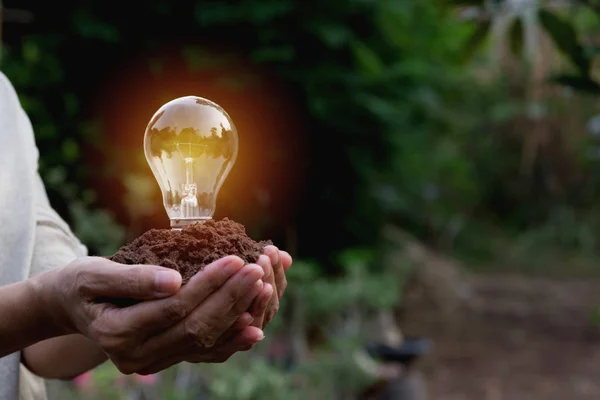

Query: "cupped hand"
left=140, top=246, right=294, bottom=373
left=250, top=245, right=293, bottom=329
left=40, top=255, right=270, bottom=374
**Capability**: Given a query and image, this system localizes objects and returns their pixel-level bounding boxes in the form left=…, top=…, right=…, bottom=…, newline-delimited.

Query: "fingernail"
left=256, top=330, right=265, bottom=341
left=243, top=267, right=263, bottom=286
left=255, top=280, right=264, bottom=290
left=155, top=270, right=182, bottom=294
left=268, top=250, right=280, bottom=266
left=264, top=283, right=273, bottom=296
left=241, top=313, right=254, bottom=326
left=258, top=254, right=270, bottom=265
left=221, top=258, right=243, bottom=278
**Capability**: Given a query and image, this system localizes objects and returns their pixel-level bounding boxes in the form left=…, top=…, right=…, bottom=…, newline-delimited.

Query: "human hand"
left=133, top=247, right=293, bottom=374
left=250, top=245, right=293, bottom=329
left=38, top=255, right=269, bottom=374
left=133, top=257, right=275, bottom=374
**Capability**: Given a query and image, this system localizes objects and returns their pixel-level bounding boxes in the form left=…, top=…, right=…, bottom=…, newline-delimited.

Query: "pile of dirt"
left=110, top=217, right=271, bottom=283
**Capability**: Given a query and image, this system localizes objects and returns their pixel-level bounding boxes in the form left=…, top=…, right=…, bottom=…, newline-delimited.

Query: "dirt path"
left=422, top=274, right=600, bottom=400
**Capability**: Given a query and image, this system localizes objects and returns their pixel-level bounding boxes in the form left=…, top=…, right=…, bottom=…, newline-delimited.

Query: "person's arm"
left=0, top=277, right=61, bottom=357
left=23, top=336, right=107, bottom=380
left=0, top=274, right=106, bottom=381
left=21, top=174, right=108, bottom=379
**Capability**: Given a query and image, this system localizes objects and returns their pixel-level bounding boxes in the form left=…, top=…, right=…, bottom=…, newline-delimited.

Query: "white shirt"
left=0, top=71, right=87, bottom=400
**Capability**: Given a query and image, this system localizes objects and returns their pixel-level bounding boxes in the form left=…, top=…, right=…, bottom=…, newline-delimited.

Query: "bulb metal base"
left=170, top=217, right=212, bottom=230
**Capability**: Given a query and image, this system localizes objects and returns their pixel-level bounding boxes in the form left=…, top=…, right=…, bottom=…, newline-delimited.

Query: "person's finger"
left=229, top=326, right=265, bottom=349
left=207, top=311, right=255, bottom=349
left=78, top=257, right=182, bottom=300
left=136, top=326, right=264, bottom=375
left=137, top=264, right=264, bottom=359
left=195, top=326, right=265, bottom=363
left=281, top=251, right=293, bottom=271
left=248, top=283, right=273, bottom=328
left=253, top=254, right=277, bottom=327
left=114, top=256, right=245, bottom=334
left=133, top=313, right=254, bottom=376
left=233, top=312, right=254, bottom=331
left=265, top=246, right=287, bottom=299
left=257, top=254, right=275, bottom=296
left=186, top=326, right=264, bottom=363
left=185, top=269, right=264, bottom=348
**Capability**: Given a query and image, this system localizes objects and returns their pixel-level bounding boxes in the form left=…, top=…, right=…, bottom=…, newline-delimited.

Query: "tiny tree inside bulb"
left=144, top=96, right=239, bottom=229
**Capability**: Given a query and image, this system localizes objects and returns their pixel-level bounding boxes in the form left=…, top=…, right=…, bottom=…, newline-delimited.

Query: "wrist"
left=30, top=269, right=75, bottom=337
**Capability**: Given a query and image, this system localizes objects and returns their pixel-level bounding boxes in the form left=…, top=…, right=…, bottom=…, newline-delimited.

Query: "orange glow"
left=86, top=44, right=308, bottom=234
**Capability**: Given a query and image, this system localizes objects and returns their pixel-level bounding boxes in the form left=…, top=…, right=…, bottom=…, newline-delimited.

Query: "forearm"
left=23, top=334, right=108, bottom=379
left=0, top=275, right=59, bottom=357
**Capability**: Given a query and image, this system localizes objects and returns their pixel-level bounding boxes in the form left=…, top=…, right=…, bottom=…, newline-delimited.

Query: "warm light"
left=144, top=96, right=238, bottom=229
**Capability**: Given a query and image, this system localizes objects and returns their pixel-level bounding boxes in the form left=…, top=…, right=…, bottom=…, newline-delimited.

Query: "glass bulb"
left=144, top=96, right=238, bottom=229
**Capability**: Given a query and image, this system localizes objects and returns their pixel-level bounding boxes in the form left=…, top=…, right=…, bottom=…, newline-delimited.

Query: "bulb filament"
left=174, top=141, right=199, bottom=219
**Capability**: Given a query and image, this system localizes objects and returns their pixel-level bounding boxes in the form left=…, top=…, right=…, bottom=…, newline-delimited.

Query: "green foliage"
left=538, top=9, right=590, bottom=75
left=70, top=201, right=126, bottom=256
left=50, top=343, right=376, bottom=400
left=287, top=254, right=399, bottom=321
left=206, top=359, right=292, bottom=400
left=3, top=0, right=598, bottom=264
left=458, top=0, right=600, bottom=94
left=463, top=19, right=492, bottom=62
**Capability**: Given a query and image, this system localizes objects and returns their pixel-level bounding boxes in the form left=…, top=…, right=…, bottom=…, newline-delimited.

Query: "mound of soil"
left=109, top=218, right=272, bottom=283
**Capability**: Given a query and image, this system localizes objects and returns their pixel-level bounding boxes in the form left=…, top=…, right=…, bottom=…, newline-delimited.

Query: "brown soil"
left=109, top=217, right=271, bottom=283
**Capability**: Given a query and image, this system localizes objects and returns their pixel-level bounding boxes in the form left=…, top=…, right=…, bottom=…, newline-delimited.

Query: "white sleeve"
left=0, top=70, right=87, bottom=277
left=29, top=172, right=88, bottom=277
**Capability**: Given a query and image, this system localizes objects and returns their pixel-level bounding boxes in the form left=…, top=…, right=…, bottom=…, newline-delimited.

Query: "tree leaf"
left=538, top=9, right=590, bottom=74
left=72, top=10, right=120, bottom=42
left=352, top=41, right=384, bottom=78
left=462, top=20, right=491, bottom=63
left=550, top=74, right=600, bottom=95
left=509, top=17, right=524, bottom=58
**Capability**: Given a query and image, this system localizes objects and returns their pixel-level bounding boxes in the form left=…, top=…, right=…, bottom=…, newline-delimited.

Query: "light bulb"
left=144, top=96, right=238, bottom=229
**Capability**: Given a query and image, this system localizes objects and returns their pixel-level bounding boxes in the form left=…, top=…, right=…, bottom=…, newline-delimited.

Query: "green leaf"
left=22, top=40, right=41, bottom=64
left=462, top=20, right=491, bottom=62
left=538, top=9, right=590, bottom=74
left=72, top=10, right=119, bottom=42
left=336, top=248, right=374, bottom=271
left=550, top=74, right=600, bottom=95
left=286, top=260, right=320, bottom=283
left=352, top=41, right=384, bottom=78
left=509, top=17, right=523, bottom=58
left=312, top=23, right=353, bottom=49
left=61, top=138, right=79, bottom=162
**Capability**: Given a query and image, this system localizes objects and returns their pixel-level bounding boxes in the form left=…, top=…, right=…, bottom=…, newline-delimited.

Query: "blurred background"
left=3, top=0, right=600, bottom=399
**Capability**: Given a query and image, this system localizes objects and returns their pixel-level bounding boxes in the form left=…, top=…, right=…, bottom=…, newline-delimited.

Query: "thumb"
left=80, top=258, right=182, bottom=300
